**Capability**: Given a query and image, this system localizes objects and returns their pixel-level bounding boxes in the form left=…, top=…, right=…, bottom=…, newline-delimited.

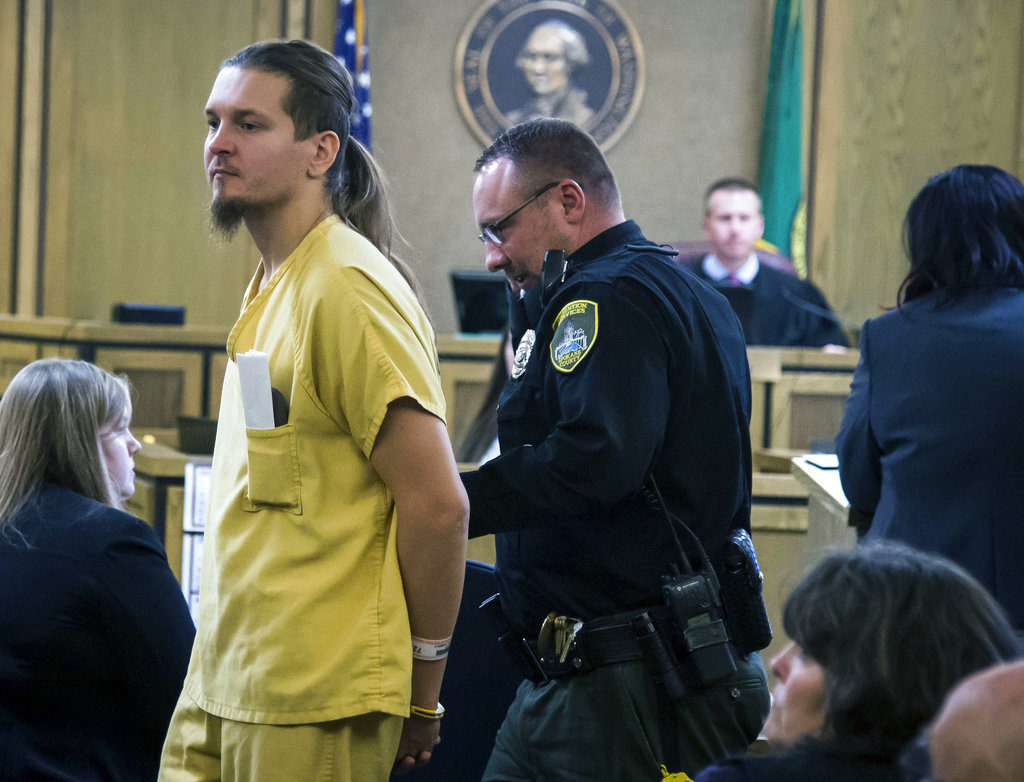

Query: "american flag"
left=333, top=0, right=372, bottom=149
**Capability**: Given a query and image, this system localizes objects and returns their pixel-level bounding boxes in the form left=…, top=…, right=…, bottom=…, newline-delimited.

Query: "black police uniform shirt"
left=461, top=221, right=753, bottom=636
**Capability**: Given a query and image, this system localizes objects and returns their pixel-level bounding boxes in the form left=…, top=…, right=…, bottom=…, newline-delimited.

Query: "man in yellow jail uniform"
left=159, top=40, right=468, bottom=781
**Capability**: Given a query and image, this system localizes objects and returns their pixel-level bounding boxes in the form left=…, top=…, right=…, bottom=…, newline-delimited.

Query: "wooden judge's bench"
left=0, top=318, right=860, bottom=668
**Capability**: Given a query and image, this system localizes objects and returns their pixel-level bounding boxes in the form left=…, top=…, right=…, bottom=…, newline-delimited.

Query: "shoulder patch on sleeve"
left=550, top=299, right=598, bottom=373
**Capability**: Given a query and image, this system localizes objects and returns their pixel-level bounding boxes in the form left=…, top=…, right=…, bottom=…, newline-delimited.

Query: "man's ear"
left=308, top=130, right=340, bottom=178
left=557, top=179, right=587, bottom=224
left=701, top=215, right=713, bottom=241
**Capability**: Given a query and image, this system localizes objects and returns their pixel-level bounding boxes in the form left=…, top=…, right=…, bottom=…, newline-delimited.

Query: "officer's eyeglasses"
left=478, top=181, right=559, bottom=245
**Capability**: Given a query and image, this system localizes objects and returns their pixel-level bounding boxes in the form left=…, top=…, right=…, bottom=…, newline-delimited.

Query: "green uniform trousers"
left=482, top=652, right=769, bottom=782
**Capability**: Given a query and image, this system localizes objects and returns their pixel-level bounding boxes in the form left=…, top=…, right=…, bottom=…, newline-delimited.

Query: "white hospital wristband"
left=411, top=635, right=452, bottom=661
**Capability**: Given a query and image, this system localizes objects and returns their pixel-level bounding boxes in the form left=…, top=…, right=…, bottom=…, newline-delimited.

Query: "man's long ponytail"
left=332, top=136, right=427, bottom=308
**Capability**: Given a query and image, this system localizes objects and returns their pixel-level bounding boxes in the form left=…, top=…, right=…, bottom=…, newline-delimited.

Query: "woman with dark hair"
left=836, top=164, right=1024, bottom=631
left=0, top=358, right=195, bottom=780
left=898, top=164, right=1024, bottom=303
left=693, top=543, right=1020, bottom=781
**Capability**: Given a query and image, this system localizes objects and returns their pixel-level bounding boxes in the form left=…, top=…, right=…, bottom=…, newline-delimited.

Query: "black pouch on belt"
left=479, top=593, right=548, bottom=682
left=719, top=529, right=773, bottom=655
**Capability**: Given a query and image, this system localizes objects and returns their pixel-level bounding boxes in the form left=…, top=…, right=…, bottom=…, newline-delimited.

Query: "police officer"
left=461, top=119, right=771, bottom=781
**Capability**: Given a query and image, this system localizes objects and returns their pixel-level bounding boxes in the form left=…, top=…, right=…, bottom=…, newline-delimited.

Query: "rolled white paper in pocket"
left=236, top=350, right=275, bottom=429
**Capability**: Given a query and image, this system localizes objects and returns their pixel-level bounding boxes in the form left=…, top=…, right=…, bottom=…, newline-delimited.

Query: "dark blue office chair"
left=393, top=560, right=521, bottom=781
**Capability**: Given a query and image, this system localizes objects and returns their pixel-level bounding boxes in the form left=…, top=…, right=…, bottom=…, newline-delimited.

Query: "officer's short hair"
left=475, top=118, right=618, bottom=209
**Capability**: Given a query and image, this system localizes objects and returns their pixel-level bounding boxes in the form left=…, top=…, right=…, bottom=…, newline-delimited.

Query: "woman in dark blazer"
left=836, top=164, right=1024, bottom=631
left=0, top=359, right=195, bottom=781
left=693, top=544, right=1020, bottom=782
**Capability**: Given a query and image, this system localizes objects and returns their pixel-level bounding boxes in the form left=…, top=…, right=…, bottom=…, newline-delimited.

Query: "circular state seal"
left=455, top=0, right=644, bottom=152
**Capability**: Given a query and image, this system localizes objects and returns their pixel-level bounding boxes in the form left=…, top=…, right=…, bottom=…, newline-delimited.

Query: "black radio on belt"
left=641, top=477, right=739, bottom=689
left=662, top=566, right=736, bottom=685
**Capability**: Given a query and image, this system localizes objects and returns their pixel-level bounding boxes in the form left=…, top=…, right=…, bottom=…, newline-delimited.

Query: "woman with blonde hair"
left=0, top=358, right=194, bottom=780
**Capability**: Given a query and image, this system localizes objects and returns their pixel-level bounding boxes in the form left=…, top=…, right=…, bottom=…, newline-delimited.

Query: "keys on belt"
left=538, top=612, right=584, bottom=664
left=508, top=606, right=670, bottom=683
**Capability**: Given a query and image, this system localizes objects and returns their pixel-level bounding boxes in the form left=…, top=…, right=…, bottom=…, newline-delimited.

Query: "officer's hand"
left=392, top=716, right=441, bottom=775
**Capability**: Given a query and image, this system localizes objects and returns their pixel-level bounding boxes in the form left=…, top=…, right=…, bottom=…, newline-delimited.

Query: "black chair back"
left=393, top=560, right=521, bottom=781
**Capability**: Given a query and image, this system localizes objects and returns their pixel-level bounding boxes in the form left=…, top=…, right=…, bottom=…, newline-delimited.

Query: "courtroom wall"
left=2, top=0, right=770, bottom=333
left=7, top=0, right=1021, bottom=337
left=368, top=0, right=771, bottom=333
left=810, top=0, right=1024, bottom=333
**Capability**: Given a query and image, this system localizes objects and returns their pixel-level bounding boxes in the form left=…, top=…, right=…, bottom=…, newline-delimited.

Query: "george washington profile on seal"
left=455, top=0, right=644, bottom=152
left=506, top=19, right=594, bottom=127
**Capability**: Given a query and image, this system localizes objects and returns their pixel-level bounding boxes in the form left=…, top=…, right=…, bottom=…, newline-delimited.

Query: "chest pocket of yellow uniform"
left=242, top=425, right=302, bottom=514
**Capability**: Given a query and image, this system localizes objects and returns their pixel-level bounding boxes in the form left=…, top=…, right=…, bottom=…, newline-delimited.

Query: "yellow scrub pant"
left=159, top=690, right=404, bottom=782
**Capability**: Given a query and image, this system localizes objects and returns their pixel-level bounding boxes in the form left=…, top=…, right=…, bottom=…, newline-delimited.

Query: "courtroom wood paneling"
left=286, top=0, right=338, bottom=40
left=441, top=359, right=495, bottom=444
left=124, top=476, right=155, bottom=532
left=767, top=373, right=854, bottom=451
left=308, top=0, right=339, bottom=43
left=467, top=535, right=496, bottom=566
left=750, top=527, right=808, bottom=679
left=14, top=0, right=46, bottom=317
left=0, top=340, right=38, bottom=390
left=42, top=0, right=275, bottom=327
left=164, top=485, right=186, bottom=582
left=369, top=0, right=772, bottom=333
left=129, top=452, right=199, bottom=582
left=748, top=347, right=782, bottom=457
left=0, top=327, right=80, bottom=390
left=437, top=334, right=503, bottom=447
left=208, top=350, right=229, bottom=419
left=38, top=343, right=78, bottom=359
left=4, top=2, right=775, bottom=334
left=0, top=0, right=17, bottom=312
left=810, top=0, right=1024, bottom=335
left=93, top=347, right=204, bottom=430
left=45, top=0, right=71, bottom=320
left=7, top=1, right=1024, bottom=341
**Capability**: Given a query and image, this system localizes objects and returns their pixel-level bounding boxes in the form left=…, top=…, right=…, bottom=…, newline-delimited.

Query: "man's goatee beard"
left=210, top=196, right=249, bottom=240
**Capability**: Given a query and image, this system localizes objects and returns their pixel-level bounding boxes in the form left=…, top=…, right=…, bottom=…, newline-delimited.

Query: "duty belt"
left=510, top=606, right=674, bottom=683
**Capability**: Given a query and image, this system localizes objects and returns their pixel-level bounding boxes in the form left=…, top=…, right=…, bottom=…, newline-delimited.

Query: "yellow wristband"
left=409, top=702, right=445, bottom=720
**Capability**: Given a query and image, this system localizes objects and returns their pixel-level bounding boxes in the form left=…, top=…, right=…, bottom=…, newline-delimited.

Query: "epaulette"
left=625, top=243, right=679, bottom=256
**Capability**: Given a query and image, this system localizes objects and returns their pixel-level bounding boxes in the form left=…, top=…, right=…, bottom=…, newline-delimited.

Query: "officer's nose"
left=484, top=242, right=508, bottom=274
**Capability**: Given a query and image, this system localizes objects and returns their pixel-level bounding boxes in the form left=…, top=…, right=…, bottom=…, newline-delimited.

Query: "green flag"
left=758, top=0, right=804, bottom=275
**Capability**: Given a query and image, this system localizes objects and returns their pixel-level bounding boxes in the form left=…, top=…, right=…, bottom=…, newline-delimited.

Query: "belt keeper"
left=412, top=634, right=452, bottom=661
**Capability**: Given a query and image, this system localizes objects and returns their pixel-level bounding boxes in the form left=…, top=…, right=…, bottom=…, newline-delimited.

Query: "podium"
left=790, top=454, right=857, bottom=558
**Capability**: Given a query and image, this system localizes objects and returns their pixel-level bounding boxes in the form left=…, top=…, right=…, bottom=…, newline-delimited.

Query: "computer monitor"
left=450, top=270, right=508, bottom=334
left=713, top=284, right=756, bottom=344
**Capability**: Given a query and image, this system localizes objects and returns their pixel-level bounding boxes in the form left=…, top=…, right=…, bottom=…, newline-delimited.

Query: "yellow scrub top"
left=185, top=216, right=445, bottom=724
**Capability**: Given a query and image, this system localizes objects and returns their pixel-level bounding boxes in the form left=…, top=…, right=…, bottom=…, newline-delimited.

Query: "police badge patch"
left=550, top=300, right=598, bottom=373
left=512, top=329, right=535, bottom=379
